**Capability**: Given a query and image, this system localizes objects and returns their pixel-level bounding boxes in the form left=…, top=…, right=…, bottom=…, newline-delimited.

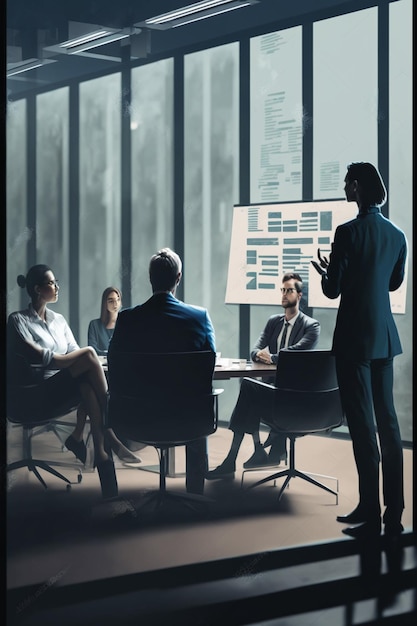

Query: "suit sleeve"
left=389, top=237, right=407, bottom=291
left=250, top=318, right=275, bottom=362
left=204, top=310, right=216, bottom=352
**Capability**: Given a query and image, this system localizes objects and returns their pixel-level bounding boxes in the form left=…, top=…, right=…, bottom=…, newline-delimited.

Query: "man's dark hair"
left=346, top=162, right=387, bottom=207
left=149, top=248, right=182, bottom=292
left=282, top=272, right=302, bottom=293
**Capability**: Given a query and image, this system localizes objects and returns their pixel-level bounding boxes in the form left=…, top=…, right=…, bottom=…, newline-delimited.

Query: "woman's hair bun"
left=17, top=274, right=26, bottom=288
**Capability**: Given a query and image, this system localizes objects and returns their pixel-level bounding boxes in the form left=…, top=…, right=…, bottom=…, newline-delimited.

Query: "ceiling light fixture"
left=60, top=29, right=115, bottom=49
left=139, top=0, right=258, bottom=30
left=171, top=2, right=252, bottom=27
left=59, top=28, right=135, bottom=54
left=7, top=58, right=57, bottom=77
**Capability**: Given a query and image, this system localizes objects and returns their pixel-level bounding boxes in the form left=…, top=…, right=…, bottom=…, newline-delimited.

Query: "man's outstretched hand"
left=311, top=248, right=329, bottom=276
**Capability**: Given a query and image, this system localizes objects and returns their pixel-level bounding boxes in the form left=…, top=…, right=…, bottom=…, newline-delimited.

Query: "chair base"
left=135, top=488, right=214, bottom=515
left=247, top=466, right=338, bottom=503
left=241, top=457, right=288, bottom=488
left=7, top=458, right=83, bottom=490
left=243, top=436, right=338, bottom=503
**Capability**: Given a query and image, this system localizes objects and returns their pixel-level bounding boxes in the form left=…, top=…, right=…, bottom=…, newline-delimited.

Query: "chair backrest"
left=271, top=349, right=344, bottom=434
left=275, top=349, right=339, bottom=392
left=107, top=350, right=217, bottom=444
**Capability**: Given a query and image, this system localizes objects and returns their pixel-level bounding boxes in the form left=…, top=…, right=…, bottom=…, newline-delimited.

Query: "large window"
left=250, top=27, right=303, bottom=204
left=184, top=42, right=240, bottom=419
left=79, top=74, right=122, bottom=346
left=313, top=8, right=378, bottom=199
left=249, top=26, right=303, bottom=349
left=388, top=0, right=413, bottom=441
left=130, top=58, right=174, bottom=306
left=36, top=88, right=70, bottom=320
left=6, top=99, right=27, bottom=315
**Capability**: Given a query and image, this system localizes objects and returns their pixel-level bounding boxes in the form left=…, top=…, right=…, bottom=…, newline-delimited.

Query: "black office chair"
left=242, top=350, right=344, bottom=503
left=107, top=350, right=222, bottom=512
left=7, top=390, right=83, bottom=490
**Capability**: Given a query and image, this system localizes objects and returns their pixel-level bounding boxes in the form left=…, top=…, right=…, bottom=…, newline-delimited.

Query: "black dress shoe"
left=206, top=461, right=235, bottom=480
left=243, top=447, right=271, bottom=468
left=268, top=442, right=287, bottom=465
left=65, top=435, right=87, bottom=464
left=263, top=432, right=279, bottom=448
left=384, top=522, right=404, bottom=537
left=342, top=521, right=381, bottom=539
left=336, top=507, right=367, bottom=524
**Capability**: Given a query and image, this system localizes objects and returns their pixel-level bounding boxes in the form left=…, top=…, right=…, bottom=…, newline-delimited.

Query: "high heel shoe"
left=206, top=460, right=236, bottom=480
left=96, top=459, right=118, bottom=499
left=112, top=443, right=142, bottom=465
left=65, top=435, right=87, bottom=464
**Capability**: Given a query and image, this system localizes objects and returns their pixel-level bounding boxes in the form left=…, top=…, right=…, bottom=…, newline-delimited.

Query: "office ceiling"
left=6, top=0, right=356, bottom=99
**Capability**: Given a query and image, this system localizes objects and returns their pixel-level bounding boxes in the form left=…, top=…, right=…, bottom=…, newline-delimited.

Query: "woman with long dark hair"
left=88, top=287, right=122, bottom=356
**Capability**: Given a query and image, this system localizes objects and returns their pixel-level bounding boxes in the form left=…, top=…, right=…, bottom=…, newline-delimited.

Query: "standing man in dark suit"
left=312, top=162, right=407, bottom=538
left=206, top=272, right=320, bottom=480
left=108, top=248, right=216, bottom=495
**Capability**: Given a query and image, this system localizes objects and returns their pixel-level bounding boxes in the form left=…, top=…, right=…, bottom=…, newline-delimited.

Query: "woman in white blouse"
left=7, top=265, right=135, bottom=498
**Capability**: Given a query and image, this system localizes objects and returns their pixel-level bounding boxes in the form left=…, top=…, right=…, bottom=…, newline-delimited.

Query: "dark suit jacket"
left=250, top=310, right=320, bottom=365
left=321, top=206, right=407, bottom=360
left=108, top=292, right=216, bottom=356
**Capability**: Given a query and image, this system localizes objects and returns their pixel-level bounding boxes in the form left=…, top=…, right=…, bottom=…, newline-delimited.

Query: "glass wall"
left=250, top=27, right=303, bottom=204
left=184, top=42, right=240, bottom=420
left=36, top=88, right=70, bottom=320
left=311, top=7, right=379, bottom=352
left=6, top=99, right=27, bottom=315
left=79, top=74, right=122, bottom=346
left=312, top=8, right=378, bottom=199
left=130, top=58, right=174, bottom=305
left=249, top=26, right=304, bottom=351
left=388, top=0, right=413, bottom=442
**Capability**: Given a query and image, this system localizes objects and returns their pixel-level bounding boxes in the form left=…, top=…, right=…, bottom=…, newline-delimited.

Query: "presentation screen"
left=225, top=201, right=407, bottom=313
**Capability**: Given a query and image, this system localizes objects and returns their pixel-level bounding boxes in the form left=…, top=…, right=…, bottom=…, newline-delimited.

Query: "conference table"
left=213, top=357, right=276, bottom=380
left=99, top=355, right=276, bottom=379
left=100, top=356, right=276, bottom=477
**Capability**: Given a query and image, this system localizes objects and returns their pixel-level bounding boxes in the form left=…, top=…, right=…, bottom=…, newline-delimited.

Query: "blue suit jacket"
left=321, top=206, right=407, bottom=360
left=250, top=311, right=320, bottom=365
left=108, top=292, right=216, bottom=356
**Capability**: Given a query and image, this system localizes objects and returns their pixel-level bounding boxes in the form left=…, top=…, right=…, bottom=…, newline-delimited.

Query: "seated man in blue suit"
left=207, top=272, right=320, bottom=480
left=108, top=247, right=216, bottom=495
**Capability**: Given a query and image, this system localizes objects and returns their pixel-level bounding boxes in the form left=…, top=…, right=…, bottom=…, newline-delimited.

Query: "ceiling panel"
left=6, top=0, right=361, bottom=98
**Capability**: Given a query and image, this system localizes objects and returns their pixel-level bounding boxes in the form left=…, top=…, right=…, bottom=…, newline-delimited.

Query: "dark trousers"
left=336, top=356, right=404, bottom=525
left=228, top=378, right=286, bottom=455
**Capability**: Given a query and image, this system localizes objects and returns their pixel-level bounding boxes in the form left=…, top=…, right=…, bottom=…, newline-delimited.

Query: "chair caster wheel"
left=66, top=484, right=72, bottom=491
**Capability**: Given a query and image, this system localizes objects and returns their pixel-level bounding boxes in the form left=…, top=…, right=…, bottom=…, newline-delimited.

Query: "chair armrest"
left=242, top=377, right=275, bottom=391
